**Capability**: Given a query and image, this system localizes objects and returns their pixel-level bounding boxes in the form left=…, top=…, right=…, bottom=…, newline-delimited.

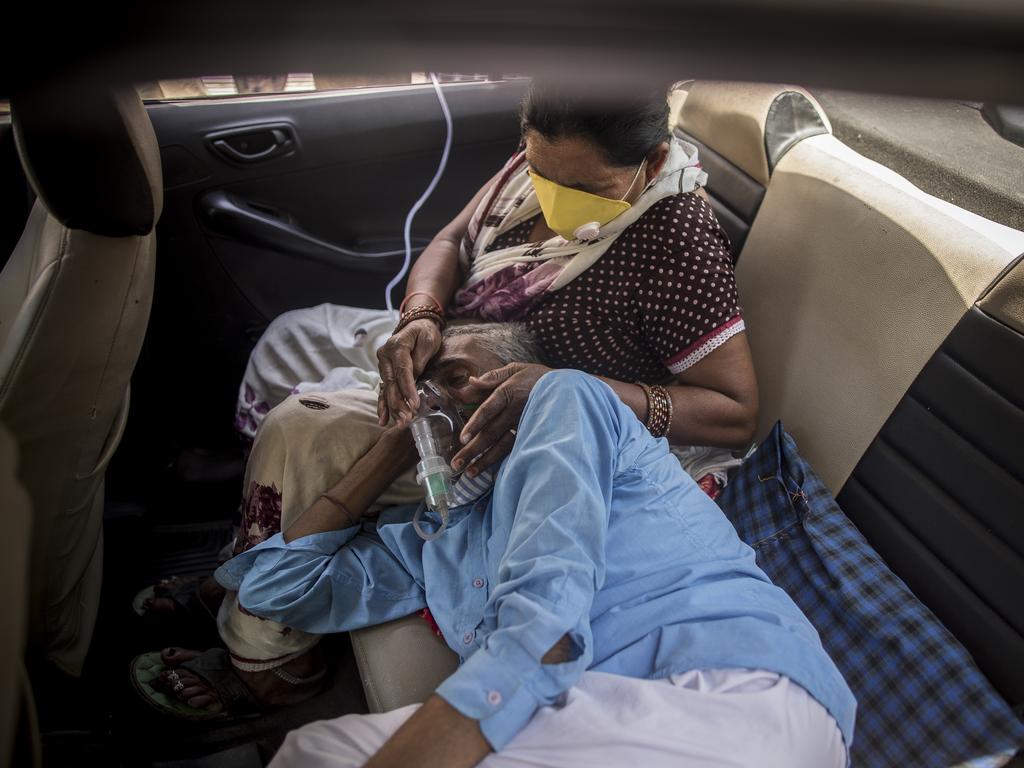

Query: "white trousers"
left=269, top=669, right=847, bottom=768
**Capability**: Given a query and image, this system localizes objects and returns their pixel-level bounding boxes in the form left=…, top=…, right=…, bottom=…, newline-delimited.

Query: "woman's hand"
left=376, top=318, right=443, bottom=425
left=451, top=363, right=552, bottom=477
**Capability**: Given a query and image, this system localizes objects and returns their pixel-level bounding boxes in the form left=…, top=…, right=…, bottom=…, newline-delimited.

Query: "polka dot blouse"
left=480, top=192, right=745, bottom=383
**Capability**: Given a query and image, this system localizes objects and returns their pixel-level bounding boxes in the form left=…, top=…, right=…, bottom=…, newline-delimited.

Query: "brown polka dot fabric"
left=479, top=192, right=743, bottom=382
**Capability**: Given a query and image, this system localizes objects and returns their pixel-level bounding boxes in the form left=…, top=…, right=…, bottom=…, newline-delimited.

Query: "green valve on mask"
left=426, top=472, right=448, bottom=498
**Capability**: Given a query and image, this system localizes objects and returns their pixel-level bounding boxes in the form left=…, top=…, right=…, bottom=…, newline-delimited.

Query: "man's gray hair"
left=443, top=322, right=546, bottom=366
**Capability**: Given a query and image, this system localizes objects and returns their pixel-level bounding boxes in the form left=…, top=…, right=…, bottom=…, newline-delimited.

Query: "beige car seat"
left=682, top=83, right=1024, bottom=493
left=0, top=82, right=161, bottom=676
left=680, top=81, right=1024, bottom=706
left=0, top=423, right=37, bottom=767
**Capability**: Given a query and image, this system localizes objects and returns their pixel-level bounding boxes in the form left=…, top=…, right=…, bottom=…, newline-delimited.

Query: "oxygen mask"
left=409, top=379, right=467, bottom=541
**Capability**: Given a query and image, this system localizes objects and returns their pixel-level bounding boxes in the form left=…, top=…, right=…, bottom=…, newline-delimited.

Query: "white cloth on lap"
left=269, top=669, right=846, bottom=768
left=235, top=304, right=396, bottom=440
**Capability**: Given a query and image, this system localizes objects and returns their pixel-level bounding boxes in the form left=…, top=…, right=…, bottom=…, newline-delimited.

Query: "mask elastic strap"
left=621, top=158, right=648, bottom=202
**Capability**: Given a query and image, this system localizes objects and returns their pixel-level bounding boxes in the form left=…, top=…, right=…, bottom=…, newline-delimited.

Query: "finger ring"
left=173, top=681, right=185, bottom=692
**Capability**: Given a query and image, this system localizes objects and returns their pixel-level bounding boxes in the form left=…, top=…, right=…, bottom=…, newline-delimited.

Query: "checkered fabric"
left=718, top=422, right=1024, bottom=768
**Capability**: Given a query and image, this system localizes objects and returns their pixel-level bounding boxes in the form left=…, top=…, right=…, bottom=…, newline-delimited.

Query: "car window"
left=136, top=73, right=515, bottom=101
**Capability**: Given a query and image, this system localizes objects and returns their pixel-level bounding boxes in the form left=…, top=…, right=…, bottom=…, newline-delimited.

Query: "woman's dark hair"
left=520, top=81, right=671, bottom=167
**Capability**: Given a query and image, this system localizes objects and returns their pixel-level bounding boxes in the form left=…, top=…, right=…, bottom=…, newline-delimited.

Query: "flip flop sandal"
left=130, top=649, right=326, bottom=722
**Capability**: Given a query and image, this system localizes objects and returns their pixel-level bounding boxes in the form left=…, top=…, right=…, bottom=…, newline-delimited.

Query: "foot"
left=142, top=576, right=225, bottom=617
left=155, top=646, right=325, bottom=713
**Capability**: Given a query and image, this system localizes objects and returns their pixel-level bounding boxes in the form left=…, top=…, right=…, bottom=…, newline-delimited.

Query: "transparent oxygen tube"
left=410, top=380, right=466, bottom=541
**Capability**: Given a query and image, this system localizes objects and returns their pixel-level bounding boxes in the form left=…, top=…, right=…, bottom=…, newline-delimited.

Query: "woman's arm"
left=452, top=333, right=757, bottom=475
left=598, top=332, right=758, bottom=449
left=377, top=169, right=504, bottom=424
left=402, top=170, right=498, bottom=311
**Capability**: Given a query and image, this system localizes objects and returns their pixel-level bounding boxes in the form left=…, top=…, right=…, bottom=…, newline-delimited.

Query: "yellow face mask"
left=528, top=160, right=647, bottom=241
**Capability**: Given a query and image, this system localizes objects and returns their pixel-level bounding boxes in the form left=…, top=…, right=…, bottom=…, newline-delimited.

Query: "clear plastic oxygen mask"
left=409, top=379, right=466, bottom=541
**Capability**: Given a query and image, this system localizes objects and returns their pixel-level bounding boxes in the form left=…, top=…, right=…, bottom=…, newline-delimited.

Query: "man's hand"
left=377, top=318, right=443, bottom=426
left=451, top=363, right=551, bottom=477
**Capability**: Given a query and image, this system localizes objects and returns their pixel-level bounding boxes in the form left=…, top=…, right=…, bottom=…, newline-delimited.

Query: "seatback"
left=0, top=423, right=35, bottom=767
left=671, top=80, right=830, bottom=258
left=735, top=127, right=1022, bottom=494
left=836, top=258, right=1024, bottom=708
left=0, top=82, right=162, bottom=676
left=704, top=80, right=1024, bottom=707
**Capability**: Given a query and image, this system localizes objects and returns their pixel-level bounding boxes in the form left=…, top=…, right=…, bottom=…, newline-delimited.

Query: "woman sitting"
left=232, top=80, right=758, bottom=479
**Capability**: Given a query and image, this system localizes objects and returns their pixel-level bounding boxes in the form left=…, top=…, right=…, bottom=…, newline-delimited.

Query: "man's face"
left=419, top=334, right=505, bottom=406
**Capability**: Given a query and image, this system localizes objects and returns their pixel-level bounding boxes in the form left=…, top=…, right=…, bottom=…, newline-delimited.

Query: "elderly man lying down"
left=219, top=323, right=855, bottom=768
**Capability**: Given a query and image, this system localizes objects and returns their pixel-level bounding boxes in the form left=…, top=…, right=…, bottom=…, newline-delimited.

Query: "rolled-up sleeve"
left=214, top=524, right=426, bottom=635
left=436, top=371, right=622, bottom=750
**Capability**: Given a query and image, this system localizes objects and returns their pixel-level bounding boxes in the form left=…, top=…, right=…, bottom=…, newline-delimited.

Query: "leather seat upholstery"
left=837, top=256, right=1024, bottom=707
left=0, top=81, right=161, bottom=676
left=0, top=424, right=34, bottom=766
left=670, top=80, right=830, bottom=258
left=728, top=83, right=1024, bottom=707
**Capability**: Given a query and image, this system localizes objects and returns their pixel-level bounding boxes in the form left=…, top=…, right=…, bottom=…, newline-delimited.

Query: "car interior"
left=1, top=11, right=1023, bottom=767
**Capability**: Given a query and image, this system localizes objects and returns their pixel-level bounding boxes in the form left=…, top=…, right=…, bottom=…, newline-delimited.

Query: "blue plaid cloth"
left=718, top=422, right=1024, bottom=768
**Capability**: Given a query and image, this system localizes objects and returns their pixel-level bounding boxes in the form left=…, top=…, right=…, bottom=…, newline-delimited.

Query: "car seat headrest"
left=676, top=80, right=832, bottom=186
left=11, top=80, right=163, bottom=238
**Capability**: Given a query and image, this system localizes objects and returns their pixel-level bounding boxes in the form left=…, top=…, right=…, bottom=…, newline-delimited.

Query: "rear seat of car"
left=350, top=81, right=1024, bottom=722
left=677, top=80, right=1024, bottom=711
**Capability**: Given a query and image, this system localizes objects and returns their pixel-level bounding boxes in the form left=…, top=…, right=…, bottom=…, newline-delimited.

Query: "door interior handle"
left=197, top=190, right=426, bottom=272
left=206, top=123, right=298, bottom=164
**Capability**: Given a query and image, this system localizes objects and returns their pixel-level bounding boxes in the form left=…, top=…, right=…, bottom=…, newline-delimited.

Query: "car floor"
left=33, top=453, right=371, bottom=768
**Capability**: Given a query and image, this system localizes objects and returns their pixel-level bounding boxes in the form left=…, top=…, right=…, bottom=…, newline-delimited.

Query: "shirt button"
left=472, top=577, right=485, bottom=589
left=462, top=631, right=474, bottom=645
left=487, top=690, right=502, bottom=706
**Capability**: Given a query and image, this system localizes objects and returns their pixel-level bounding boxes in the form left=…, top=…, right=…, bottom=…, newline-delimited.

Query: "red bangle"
left=400, top=291, right=444, bottom=314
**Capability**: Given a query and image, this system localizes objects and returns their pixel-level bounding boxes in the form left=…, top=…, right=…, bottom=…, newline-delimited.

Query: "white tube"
left=384, top=72, right=454, bottom=313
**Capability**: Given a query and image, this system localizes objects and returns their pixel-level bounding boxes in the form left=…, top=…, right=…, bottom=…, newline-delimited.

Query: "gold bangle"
left=650, top=384, right=674, bottom=438
left=637, top=382, right=670, bottom=438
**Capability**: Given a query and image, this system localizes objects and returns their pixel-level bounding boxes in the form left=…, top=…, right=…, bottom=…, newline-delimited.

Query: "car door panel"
left=109, top=81, right=525, bottom=499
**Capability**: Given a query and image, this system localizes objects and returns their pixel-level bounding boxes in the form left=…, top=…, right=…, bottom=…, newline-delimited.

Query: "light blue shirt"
left=216, top=370, right=855, bottom=753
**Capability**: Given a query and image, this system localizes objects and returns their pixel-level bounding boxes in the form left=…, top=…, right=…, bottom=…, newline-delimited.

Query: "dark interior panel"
left=106, top=81, right=526, bottom=513
left=837, top=307, right=1024, bottom=708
